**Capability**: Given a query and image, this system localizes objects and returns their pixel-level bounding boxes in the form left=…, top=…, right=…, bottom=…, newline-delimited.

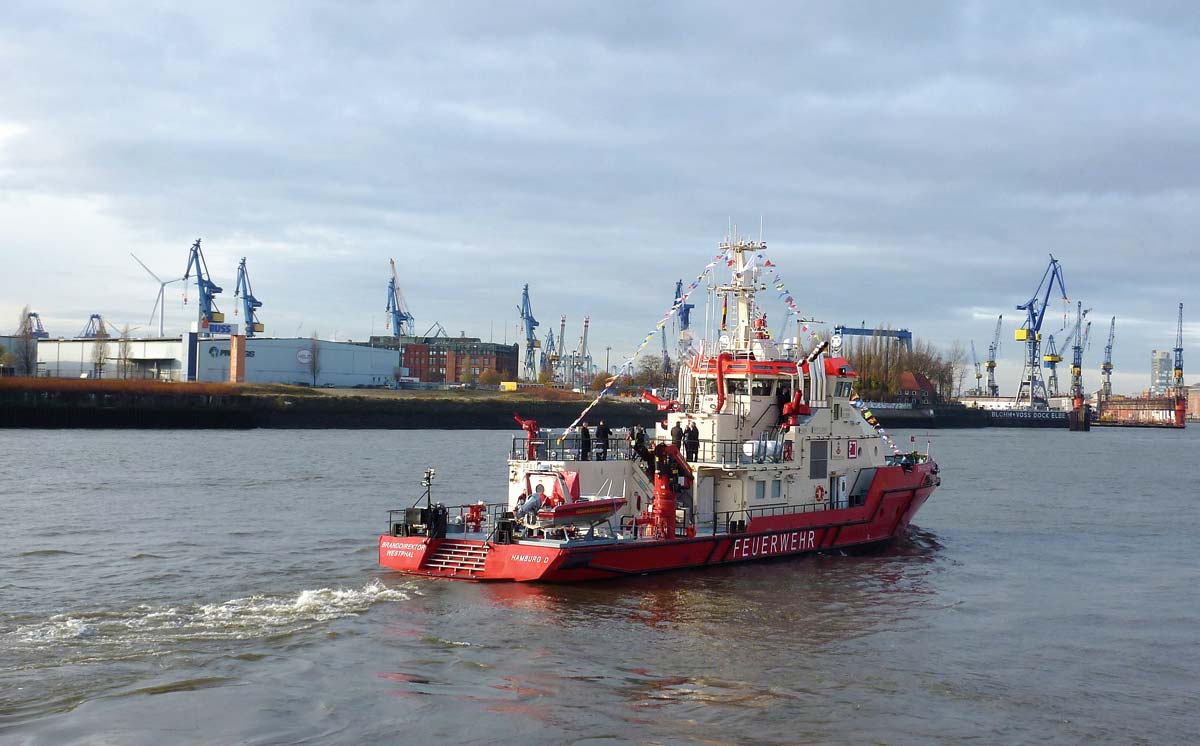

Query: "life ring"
left=814, top=485, right=826, bottom=502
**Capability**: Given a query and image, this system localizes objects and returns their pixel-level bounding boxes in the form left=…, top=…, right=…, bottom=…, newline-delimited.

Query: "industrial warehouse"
left=3, top=240, right=520, bottom=387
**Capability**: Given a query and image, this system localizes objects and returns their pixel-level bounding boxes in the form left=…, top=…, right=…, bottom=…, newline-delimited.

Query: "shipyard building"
left=22, top=332, right=516, bottom=387
left=368, top=334, right=518, bottom=383
left=31, top=335, right=402, bottom=387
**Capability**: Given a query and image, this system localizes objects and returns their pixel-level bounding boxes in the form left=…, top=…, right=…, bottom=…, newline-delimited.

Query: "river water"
left=1, top=427, right=1196, bottom=745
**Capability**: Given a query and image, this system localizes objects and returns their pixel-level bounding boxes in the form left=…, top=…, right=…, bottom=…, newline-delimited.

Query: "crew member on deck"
left=595, top=420, right=611, bottom=461
left=579, top=422, right=591, bottom=461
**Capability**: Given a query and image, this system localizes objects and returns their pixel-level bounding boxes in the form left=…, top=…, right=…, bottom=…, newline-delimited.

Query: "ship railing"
left=510, top=430, right=639, bottom=462
left=712, top=502, right=833, bottom=534
left=692, top=438, right=794, bottom=466
left=387, top=500, right=510, bottom=540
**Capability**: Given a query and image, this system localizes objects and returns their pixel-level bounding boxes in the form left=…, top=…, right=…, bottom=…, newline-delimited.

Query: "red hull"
left=379, top=463, right=937, bottom=583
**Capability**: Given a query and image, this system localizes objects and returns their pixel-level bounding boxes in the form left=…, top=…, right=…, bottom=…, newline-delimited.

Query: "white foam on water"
left=7, top=579, right=413, bottom=651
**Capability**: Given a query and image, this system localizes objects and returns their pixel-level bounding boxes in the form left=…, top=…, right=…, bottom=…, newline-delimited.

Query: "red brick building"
left=372, top=334, right=518, bottom=383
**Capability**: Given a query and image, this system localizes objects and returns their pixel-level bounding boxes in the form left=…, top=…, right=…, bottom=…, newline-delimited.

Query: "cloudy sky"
left=1, top=1, right=1196, bottom=394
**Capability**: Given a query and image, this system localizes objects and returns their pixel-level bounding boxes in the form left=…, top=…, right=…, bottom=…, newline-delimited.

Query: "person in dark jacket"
left=670, top=421, right=684, bottom=450
left=579, top=422, right=591, bottom=461
left=595, top=420, right=611, bottom=461
left=685, top=421, right=700, bottom=461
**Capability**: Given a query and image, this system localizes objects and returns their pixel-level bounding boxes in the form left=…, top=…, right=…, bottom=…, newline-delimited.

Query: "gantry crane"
left=1172, top=302, right=1185, bottom=395
left=386, top=259, right=415, bottom=337
left=985, top=315, right=1002, bottom=396
left=1100, top=317, right=1116, bottom=400
left=1014, top=255, right=1067, bottom=409
left=234, top=258, right=264, bottom=337
left=21, top=312, right=49, bottom=339
left=969, top=340, right=983, bottom=396
left=182, top=239, right=225, bottom=325
left=77, top=314, right=112, bottom=339
left=518, top=284, right=540, bottom=380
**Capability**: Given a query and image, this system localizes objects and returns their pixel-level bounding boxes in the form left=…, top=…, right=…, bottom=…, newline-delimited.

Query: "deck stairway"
left=421, top=540, right=490, bottom=577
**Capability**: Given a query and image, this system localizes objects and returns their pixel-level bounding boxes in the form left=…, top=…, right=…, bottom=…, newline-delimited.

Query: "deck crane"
left=1100, top=317, right=1116, bottom=399
left=182, top=239, right=225, bottom=325
left=969, top=340, right=983, bottom=396
left=77, top=314, right=112, bottom=339
left=234, top=258, right=264, bottom=337
left=386, top=259, right=415, bottom=337
left=518, top=284, right=540, bottom=380
left=1014, top=255, right=1067, bottom=409
left=985, top=315, right=1003, bottom=396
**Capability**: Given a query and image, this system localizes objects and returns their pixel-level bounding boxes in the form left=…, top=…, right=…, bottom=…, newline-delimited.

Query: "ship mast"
left=715, top=238, right=763, bottom=353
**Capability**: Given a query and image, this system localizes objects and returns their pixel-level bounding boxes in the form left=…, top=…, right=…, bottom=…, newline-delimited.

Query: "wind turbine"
left=131, top=253, right=186, bottom=337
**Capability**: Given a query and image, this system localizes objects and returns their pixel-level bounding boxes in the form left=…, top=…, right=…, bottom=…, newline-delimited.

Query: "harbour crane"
left=1043, top=334, right=1063, bottom=398
left=574, top=316, right=592, bottom=387
left=1100, top=317, right=1116, bottom=400
left=234, top=258, right=264, bottom=337
left=1066, top=302, right=1091, bottom=407
left=969, top=340, right=983, bottom=396
left=661, top=325, right=671, bottom=376
left=77, top=314, right=113, bottom=339
left=386, top=259, right=415, bottom=337
left=182, top=239, right=225, bottom=325
left=674, top=279, right=695, bottom=332
left=832, top=325, right=913, bottom=352
left=985, top=315, right=1002, bottom=396
left=20, top=311, right=49, bottom=339
left=557, top=315, right=568, bottom=382
left=1014, top=255, right=1067, bottom=409
left=1172, top=302, right=1185, bottom=395
left=540, top=328, right=557, bottom=380
left=518, top=284, right=540, bottom=381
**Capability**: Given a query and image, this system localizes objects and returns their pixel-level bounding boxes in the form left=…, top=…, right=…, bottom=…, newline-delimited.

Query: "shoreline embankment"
left=0, top=379, right=658, bottom=430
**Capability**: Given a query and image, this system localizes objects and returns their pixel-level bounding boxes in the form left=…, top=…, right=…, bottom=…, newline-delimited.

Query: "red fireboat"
left=379, top=237, right=940, bottom=582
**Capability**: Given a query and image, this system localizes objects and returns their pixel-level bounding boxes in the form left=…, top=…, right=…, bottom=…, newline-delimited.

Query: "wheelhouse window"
left=726, top=379, right=747, bottom=395
left=809, top=439, right=828, bottom=479
left=751, top=379, right=773, bottom=397
left=835, top=381, right=854, bottom=397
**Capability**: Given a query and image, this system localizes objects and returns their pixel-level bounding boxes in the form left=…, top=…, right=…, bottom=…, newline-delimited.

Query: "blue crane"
left=1100, top=316, right=1116, bottom=399
left=78, top=314, right=112, bottom=339
left=386, top=259, right=415, bottom=337
left=518, top=284, right=540, bottom=381
left=1063, top=302, right=1091, bottom=404
left=674, top=279, right=694, bottom=331
left=235, top=257, right=265, bottom=337
left=1014, top=255, right=1067, bottom=408
left=985, top=314, right=1003, bottom=396
left=182, top=239, right=225, bottom=325
left=22, top=311, right=49, bottom=339
left=832, top=325, right=913, bottom=352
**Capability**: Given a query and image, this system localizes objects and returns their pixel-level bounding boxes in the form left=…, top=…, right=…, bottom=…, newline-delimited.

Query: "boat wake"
left=6, top=579, right=413, bottom=656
